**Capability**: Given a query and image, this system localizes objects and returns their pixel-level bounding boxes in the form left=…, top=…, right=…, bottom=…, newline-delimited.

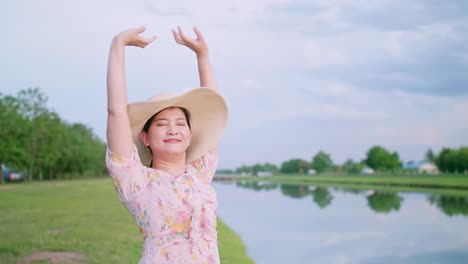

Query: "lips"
left=164, top=139, right=181, bottom=143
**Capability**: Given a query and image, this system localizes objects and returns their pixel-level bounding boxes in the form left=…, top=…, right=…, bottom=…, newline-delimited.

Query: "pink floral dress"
left=106, top=145, right=220, bottom=264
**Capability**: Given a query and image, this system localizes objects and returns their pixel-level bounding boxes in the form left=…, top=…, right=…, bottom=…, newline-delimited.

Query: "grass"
left=0, top=178, right=253, bottom=264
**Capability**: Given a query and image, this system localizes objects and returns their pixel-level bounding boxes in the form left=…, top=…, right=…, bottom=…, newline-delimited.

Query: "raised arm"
left=106, top=27, right=156, bottom=158
left=172, top=26, right=218, bottom=92
left=173, top=26, right=221, bottom=154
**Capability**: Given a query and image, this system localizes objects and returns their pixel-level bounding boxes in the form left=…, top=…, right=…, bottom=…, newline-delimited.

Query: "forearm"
left=197, top=53, right=220, bottom=154
left=106, top=38, right=133, bottom=156
left=197, top=54, right=218, bottom=92
left=107, top=38, right=128, bottom=113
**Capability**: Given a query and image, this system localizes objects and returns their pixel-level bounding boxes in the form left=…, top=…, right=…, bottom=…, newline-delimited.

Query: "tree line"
left=219, top=146, right=468, bottom=176
left=0, top=88, right=107, bottom=183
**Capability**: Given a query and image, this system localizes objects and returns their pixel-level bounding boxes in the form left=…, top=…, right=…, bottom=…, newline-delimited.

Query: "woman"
left=105, top=26, right=228, bottom=264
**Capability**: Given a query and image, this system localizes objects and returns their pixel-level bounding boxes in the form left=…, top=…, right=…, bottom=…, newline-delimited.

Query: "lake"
left=213, top=180, right=468, bottom=264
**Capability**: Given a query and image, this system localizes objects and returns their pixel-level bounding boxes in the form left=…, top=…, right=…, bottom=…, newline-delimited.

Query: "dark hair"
left=142, top=107, right=191, bottom=133
left=142, top=107, right=191, bottom=168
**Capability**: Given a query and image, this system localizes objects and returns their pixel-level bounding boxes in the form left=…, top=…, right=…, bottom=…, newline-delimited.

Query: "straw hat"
left=128, top=87, right=228, bottom=167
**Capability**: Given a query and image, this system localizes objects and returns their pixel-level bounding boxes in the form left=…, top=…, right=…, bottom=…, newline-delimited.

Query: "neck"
left=152, top=153, right=186, bottom=176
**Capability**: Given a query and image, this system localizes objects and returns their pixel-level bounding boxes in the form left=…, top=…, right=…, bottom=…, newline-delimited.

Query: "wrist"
left=112, top=35, right=126, bottom=47
left=196, top=52, right=210, bottom=60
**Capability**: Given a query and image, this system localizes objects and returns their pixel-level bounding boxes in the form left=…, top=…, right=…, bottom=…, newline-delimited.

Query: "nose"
left=166, top=125, right=178, bottom=135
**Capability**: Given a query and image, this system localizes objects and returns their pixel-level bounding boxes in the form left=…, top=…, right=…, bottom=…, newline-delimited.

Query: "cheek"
left=148, top=127, right=165, bottom=141
left=184, top=129, right=192, bottom=140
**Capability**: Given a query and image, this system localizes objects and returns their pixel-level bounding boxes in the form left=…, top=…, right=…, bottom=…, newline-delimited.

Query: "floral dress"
left=106, top=145, right=220, bottom=264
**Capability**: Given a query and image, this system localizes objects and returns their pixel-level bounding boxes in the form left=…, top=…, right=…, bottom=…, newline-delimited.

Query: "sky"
left=2, top=0, right=468, bottom=169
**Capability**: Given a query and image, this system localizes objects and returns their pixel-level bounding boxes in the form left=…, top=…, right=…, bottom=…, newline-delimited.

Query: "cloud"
left=1, top=0, right=467, bottom=169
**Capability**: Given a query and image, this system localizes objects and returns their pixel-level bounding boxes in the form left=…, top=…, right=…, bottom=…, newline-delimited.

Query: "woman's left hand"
left=173, top=26, right=209, bottom=57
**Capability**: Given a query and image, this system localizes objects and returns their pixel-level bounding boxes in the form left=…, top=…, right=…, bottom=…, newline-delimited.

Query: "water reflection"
left=312, top=187, right=333, bottom=209
left=235, top=180, right=278, bottom=191
left=428, top=195, right=468, bottom=217
left=231, top=180, right=468, bottom=217
left=367, top=192, right=403, bottom=214
left=280, top=184, right=312, bottom=199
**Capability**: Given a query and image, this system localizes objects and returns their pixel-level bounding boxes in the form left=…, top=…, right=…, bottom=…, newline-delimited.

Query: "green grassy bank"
left=0, top=179, right=253, bottom=264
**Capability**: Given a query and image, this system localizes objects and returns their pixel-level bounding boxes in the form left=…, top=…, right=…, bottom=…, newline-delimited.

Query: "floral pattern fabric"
left=106, top=144, right=220, bottom=264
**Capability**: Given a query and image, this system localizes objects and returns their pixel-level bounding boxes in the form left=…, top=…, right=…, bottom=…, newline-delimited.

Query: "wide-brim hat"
left=128, top=87, right=228, bottom=167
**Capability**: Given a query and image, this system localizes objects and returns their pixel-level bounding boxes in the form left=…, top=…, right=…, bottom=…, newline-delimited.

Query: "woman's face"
left=140, top=107, right=192, bottom=158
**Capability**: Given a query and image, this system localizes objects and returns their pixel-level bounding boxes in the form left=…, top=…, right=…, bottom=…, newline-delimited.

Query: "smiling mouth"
left=164, top=139, right=181, bottom=143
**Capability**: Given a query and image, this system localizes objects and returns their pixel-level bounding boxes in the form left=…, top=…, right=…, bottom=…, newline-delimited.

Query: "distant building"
left=418, top=162, right=439, bottom=174
left=307, top=169, right=317, bottom=175
left=257, top=171, right=273, bottom=177
left=361, top=167, right=375, bottom=175
left=404, top=160, right=439, bottom=175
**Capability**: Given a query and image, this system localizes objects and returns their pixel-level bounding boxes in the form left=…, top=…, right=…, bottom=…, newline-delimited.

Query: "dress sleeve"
left=188, top=149, right=219, bottom=184
left=105, top=145, right=148, bottom=202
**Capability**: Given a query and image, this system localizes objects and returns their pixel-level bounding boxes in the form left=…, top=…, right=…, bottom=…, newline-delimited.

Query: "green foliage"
left=235, top=163, right=278, bottom=176
left=0, top=88, right=106, bottom=181
left=428, top=195, right=468, bottom=216
left=365, top=146, right=402, bottom=172
left=280, top=184, right=311, bottom=198
left=425, top=149, right=436, bottom=163
left=436, top=147, right=468, bottom=173
left=311, top=151, right=333, bottom=173
left=342, top=159, right=365, bottom=174
left=312, top=187, right=333, bottom=208
left=367, top=192, right=403, bottom=214
left=280, top=159, right=310, bottom=174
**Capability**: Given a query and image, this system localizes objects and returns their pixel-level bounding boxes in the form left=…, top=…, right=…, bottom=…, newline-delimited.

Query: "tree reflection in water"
left=235, top=180, right=278, bottom=191
left=367, top=192, right=404, bottom=214
left=312, top=187, right=333, bottom=209
left=279, top=184, right=333, bottom=209
left=280, top=184, right=312, bottom=199
left=231, top=180, right=468, bottom=217
left=428, top=195, right=468, bottom=217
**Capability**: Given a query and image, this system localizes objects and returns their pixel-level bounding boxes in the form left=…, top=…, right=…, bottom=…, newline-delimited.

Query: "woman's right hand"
left=113, top=26, right=157, bottom=48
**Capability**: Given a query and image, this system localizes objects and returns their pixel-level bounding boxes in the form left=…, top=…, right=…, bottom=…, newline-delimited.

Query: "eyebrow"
left=154, top=118, right=187, bottom=122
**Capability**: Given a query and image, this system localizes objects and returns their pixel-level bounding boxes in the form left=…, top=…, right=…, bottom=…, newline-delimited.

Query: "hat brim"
left=128, top=88, right=228, bottom=167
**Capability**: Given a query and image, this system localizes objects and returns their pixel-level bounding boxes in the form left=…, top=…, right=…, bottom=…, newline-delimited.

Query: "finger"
left=178, top=26, right=197, bottom=46
left=142, top=36, right=157, bottom=47
left=178, top=26, right=190, bottom=42
left=172, top=29, right=181, bottom=42
left=134, top=26, right=146, bottom=34
left=193, top=26, right=204, bottom=41
left=148, top=36, right=157, bottom=43
left=172, top=29, right=184, bottom=44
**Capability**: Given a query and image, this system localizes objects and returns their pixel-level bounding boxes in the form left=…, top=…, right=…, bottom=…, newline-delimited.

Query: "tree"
left=235, top=163, right=279, bottom=176
left=311, top=151, right=333, bottom=173
left=425, top=148, right=436, bottom=163
left=0, top=93, right=29, bottom=182
left=365, top=146, right=402, bottom=172
left=0, top=88, right=107, bottom=181
left=280, top=159, right=311, bottom=174
left=342, top=159, right=365, bottom=174
left=436, top=147, right=468, bottom=173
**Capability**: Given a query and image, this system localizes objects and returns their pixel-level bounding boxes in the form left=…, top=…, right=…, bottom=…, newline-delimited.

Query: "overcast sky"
left=2, top=0, right=467, bottom=169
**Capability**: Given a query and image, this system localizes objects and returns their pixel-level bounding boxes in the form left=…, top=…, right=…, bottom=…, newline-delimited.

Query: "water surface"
left=213, top=181, right=468, bottom=264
